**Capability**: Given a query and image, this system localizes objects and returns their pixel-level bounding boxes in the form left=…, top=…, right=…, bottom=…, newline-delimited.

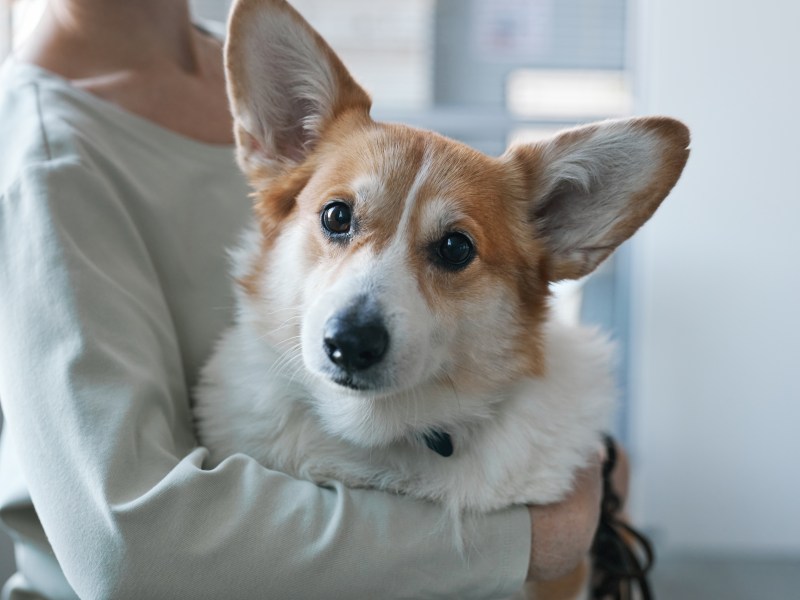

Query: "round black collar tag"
left=423, top=430, right=454, bottom=457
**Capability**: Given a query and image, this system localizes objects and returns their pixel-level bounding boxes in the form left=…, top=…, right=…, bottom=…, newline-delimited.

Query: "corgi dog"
left=195, top=0, right=689, bottom=595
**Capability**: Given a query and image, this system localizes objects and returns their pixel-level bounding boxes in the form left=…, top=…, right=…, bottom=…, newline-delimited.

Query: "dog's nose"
left=323, top=313, right=389, bottom=372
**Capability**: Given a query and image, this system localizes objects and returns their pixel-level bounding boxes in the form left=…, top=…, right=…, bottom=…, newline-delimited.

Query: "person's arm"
left=0, top=160, right=531, bottom=599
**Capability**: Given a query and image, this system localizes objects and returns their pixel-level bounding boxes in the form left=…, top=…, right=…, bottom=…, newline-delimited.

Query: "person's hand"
left=525, top=452, right=604, bottom=582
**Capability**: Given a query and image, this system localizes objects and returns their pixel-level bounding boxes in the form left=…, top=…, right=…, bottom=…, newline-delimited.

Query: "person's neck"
left=19, top=0, right=200, bottom=78
left=16, top=0, right=234, bottom=145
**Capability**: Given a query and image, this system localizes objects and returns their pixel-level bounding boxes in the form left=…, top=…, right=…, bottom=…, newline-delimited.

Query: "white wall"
left=629, top=0, right=800, bottom=555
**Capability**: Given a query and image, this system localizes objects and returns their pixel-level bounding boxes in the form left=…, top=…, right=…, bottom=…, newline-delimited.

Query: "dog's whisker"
left=268, top=318, right=302, bottom=334
left=280, top=344, right=307, bottom=381
left=285, top=363, right=309, bottom=387
left=270, top=350, right=301, bottom=377
left=258, top=305, right=302, bottom=317
left=264, top=341, right=304, bottom=380
left=259, top=317, right=303, bottom=340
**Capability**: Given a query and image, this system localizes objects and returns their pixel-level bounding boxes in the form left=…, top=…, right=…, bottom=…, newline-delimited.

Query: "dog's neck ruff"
left=423, top=430, right=454, bottom=457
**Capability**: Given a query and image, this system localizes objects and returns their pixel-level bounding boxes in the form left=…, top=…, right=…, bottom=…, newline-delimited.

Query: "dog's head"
left=225, top=0, right=690, bottom=446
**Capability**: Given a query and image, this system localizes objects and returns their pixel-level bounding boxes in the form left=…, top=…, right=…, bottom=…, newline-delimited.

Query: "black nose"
left=323, top=309, right=389, bottom=373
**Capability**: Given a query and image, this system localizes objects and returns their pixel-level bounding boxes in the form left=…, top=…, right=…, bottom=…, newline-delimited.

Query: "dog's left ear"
left=224, top=0, right=372, bottom=179
left=504, top=117, right=690, bottom=281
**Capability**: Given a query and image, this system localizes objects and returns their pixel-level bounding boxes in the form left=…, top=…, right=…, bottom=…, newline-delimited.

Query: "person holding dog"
left=0, top=0, right=616, bottom=597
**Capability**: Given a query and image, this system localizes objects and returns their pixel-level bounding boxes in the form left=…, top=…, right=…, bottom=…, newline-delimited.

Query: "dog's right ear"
left=225, top=0, right=372, bottom=179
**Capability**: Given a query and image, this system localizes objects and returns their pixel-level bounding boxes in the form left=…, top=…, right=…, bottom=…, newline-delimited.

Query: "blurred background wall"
left=629, top=0, right=800, bottom=557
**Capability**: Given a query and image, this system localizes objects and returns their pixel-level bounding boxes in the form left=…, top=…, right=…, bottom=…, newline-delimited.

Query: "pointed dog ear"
left=225, top=0, right=372, bottom=178
left=504, top=117, right=690, bottom=281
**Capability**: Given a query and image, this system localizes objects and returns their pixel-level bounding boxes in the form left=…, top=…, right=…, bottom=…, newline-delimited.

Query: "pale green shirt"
left=0, top=58, right=529, bottom=599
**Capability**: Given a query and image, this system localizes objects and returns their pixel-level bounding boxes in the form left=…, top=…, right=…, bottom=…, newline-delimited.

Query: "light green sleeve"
left=0, top=158, right=530, bottom=599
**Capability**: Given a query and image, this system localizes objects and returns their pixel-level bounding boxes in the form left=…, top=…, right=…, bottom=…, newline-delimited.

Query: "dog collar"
left=423, top=430, right=454, bottom=457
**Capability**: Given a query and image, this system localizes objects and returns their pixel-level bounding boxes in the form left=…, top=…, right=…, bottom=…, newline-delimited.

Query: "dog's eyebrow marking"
left=350, top=174, right=375, bottom=192
left=418, top=196, right=464, bottom=238
left=351, top=174, right=384, bottom=204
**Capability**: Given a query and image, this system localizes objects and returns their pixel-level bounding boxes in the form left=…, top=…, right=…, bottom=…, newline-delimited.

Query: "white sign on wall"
left=472, top=0, right=554, bottom=62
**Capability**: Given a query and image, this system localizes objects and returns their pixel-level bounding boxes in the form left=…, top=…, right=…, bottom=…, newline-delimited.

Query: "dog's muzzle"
left=323, top=297, right=389, bottom=375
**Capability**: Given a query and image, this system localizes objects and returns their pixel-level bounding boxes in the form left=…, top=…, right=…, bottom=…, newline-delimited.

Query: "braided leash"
left=590, top=435, right=656, bottom=600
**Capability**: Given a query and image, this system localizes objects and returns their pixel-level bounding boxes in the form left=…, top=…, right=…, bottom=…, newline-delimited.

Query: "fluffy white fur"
left=195, top=228, right=616, bottom=512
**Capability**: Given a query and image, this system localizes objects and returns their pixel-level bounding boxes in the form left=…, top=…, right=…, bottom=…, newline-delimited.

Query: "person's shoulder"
left=0, top=60, right=54, bottom=174
left=0, top=58, right=98, bottom=188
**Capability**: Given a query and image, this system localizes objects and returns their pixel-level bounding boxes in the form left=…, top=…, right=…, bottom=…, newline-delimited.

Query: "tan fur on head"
left=225, top=0, right=691, bottom=296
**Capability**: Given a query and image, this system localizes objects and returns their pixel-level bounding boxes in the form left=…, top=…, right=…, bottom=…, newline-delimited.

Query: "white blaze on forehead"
left=394, top=145, right=433, bottom=238
left=297, top=139, right=489, bottom=404
left=346, top=142, right=436, bottom=253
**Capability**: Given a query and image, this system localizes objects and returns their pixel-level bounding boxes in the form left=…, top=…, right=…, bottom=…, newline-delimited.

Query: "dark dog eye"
left=437, top=232, right=474, bottom=268
left=322, top=202, right=352, bottom=235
